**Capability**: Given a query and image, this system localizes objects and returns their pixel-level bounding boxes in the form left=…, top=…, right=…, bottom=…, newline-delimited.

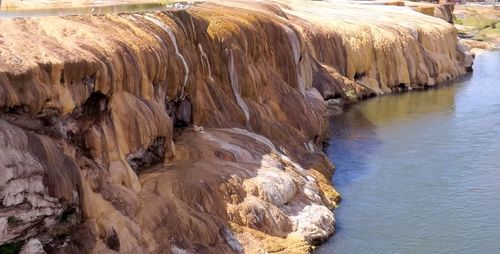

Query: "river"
left=317, top=50, right=500, bottom=254
left=0, top=1, right=183, bottom=18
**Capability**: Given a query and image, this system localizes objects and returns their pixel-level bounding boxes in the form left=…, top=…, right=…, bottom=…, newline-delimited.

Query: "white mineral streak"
left=226, top=48, right=251, bottom=122
left=226, top=128, right=276, bottom=151
left=201, top=131, right=255, bottom=162
left=144, top=14, right=190, bottom=98
left=283, top=24, right=306, bottom=95
left=198, top=43, right=214, bottom=82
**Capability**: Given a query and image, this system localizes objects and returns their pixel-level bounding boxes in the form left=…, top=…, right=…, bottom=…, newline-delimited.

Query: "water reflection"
left=349, top=81, right=463, bottom=125
left=318, top=50, right=500, bottom=254
left=327, top=81, right=465, bottom=186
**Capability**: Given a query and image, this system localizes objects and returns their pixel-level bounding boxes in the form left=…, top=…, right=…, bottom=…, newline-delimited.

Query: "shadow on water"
left=326, top=108, right=381, bottom=187
left=324, top=107, right=382, bottom=236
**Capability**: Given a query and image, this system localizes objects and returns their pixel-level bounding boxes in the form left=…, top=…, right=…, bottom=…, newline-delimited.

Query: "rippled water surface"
left=317, top=50, right=500, bottom=254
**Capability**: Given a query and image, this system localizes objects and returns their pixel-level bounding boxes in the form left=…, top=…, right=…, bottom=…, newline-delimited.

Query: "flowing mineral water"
left=198, top=43, right=214, bottom=82
left=317, top=50, right=500, bottom=253
left=226, top=48, right=251, bottom=123
left=144, top=14, right=190, bottom=98
left=283, top=24, right=306, bottom=96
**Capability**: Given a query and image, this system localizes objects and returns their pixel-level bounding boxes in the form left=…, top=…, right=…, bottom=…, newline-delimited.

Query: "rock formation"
left=0, top=0, right=472, bottom=253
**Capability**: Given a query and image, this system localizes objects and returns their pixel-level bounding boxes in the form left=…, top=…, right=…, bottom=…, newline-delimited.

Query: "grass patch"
left=461, top=16, right=497, bottom=29
left=454, top=9, right=500, bottom=42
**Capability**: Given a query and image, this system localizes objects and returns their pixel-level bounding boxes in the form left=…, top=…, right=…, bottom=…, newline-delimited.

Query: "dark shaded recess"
left=324, top=93, right=342, bottom=100
left=458, top=32, right=473, bottom=39
left=45, top=243, right=84, bottom=254
left=312, top=64, right=346, bottom=101
left=43, top=221, right=97, bottom=254
left=59, top=207, right=77, bottom=222
left=0, top=104, right=64, bottom=138
left=310, top=235, right=327, bottom=246
left=80, top=91, right=108, bottom=119
left=7, top=216, right=22, bottom=227
left=360, top=93, right=376, bottom=100
left=43, top=233, right=86, bottom=254
left=60, top=69, right=65, bottom=84
left=395, top=83, right=409, bottom=92
left=126, top=137, right=166, bottom=173
left=166, top=97, right=192, bottom=128
left=82, top=73, right=96, bottom=89
left=3, top=104, right=29, bottom=114
left=41, top=205, right=86, bottom=253
left=105, top=229, right=120, bottom=251
left=0, top=241, right=23, bottom=254
left=354, top=72, right=365, bottom=81
left=66, top=91, right=108, bottom=157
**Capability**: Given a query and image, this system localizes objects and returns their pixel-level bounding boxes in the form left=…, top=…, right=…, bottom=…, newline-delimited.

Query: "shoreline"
left=325, top=69, right=476, bottom=116
left=315, top=49, right=500, bottom=253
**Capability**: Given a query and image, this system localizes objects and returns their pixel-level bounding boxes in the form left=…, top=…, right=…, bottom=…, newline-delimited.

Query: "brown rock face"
left=0, top=1, right=471, bottom=253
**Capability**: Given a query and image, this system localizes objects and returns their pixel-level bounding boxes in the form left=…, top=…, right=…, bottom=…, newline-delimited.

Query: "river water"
left=0, top=1, right=185, bottom=18
left=317, top=50, right=500, bottom=254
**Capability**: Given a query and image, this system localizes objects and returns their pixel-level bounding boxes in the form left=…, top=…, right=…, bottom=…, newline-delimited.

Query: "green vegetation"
left=0, top=241, right=23, bottom=254
left=453, top=14, right=463, bottom=25
left=461, top=15, right=497, bottom=29
left=7, top=216, right=22, bottom=227
left=454, top=8, right=500, bottom=42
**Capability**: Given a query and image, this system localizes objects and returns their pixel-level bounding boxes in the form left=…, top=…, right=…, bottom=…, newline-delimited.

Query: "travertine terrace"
left=0, top=0, right=472, bottom=253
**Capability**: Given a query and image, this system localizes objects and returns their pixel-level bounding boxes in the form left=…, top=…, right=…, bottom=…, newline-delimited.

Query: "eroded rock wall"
left=0, top=1, right=472, bottom=253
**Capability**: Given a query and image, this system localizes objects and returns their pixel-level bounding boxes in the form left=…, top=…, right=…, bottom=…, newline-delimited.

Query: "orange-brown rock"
left=0, top=1, right=472, bottom=253
left=407, top=1, right=455, bottom=23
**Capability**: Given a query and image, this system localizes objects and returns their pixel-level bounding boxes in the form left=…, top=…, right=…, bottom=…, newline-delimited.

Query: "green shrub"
left=0, top=241, right=23, bottom=254
left=7, top=216, right=22, bottom=227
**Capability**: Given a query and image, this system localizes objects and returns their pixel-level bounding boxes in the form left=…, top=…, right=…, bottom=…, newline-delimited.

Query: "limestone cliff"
left=0, top=1, right=472, bottom=253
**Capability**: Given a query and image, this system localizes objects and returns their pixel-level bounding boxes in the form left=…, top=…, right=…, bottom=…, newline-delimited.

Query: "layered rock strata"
left=0, top=0, right=472, bottom=253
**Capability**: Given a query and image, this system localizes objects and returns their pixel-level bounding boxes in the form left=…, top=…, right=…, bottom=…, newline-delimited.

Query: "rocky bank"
left=0, top=0, right=472, bottom=253
left=453, top=5, right=500, bottom=54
